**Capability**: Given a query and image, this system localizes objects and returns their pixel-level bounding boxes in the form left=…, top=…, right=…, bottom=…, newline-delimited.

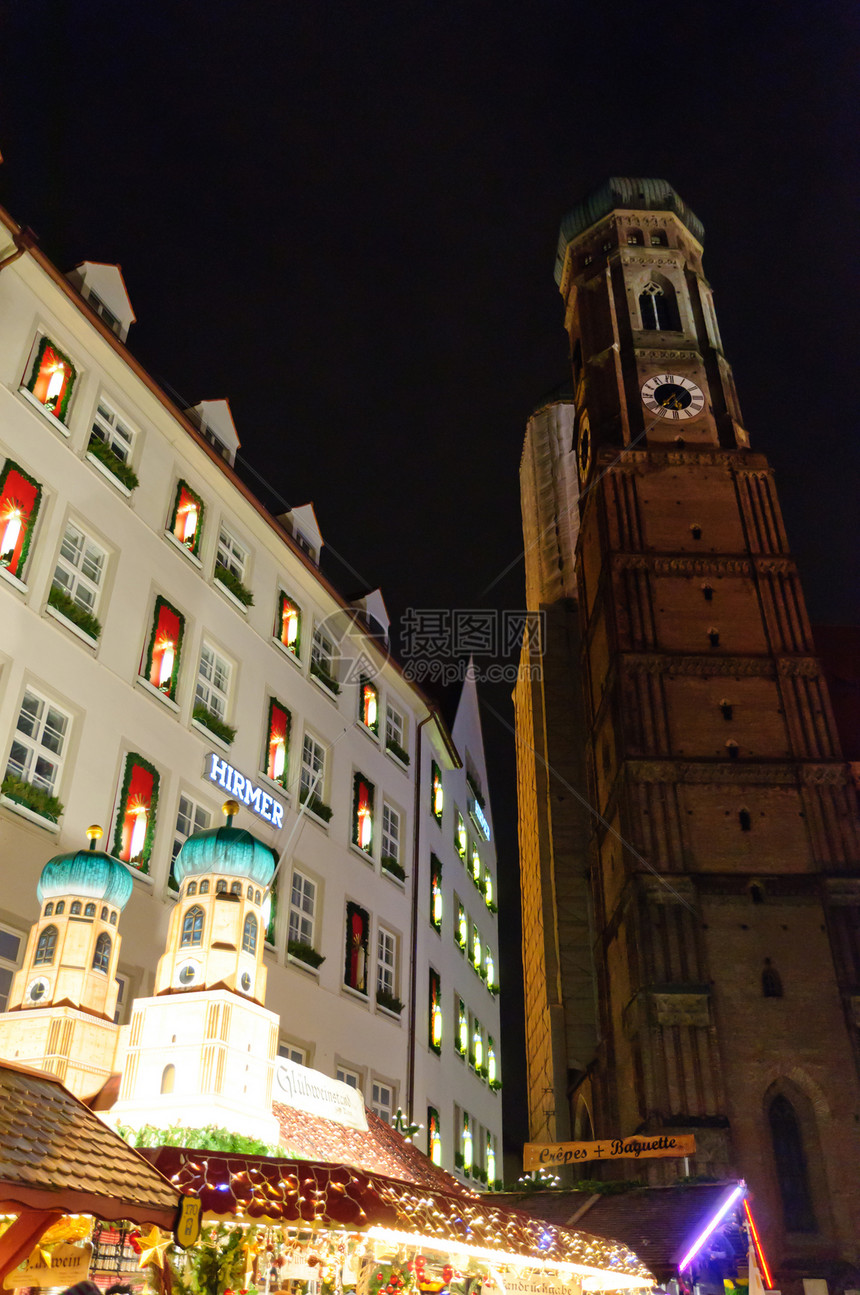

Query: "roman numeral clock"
left=640, top=372, right=705, bottom=421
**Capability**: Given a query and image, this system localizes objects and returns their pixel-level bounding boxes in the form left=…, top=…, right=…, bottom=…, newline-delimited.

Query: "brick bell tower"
left=516, top=178, right=860, bottom=1279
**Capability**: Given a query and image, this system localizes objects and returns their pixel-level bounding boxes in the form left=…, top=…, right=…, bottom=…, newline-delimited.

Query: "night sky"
left=1, top=1, right=857, bottom=1157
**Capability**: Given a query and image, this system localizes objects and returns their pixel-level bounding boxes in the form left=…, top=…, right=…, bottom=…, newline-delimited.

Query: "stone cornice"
left=622, top=653, right=776, bottom=678
left=626, top=759, right=849, bottom=788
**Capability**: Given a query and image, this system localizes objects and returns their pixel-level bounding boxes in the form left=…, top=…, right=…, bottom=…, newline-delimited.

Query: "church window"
left=639, top=280, right=678, bottom=330
left=70, top=901, right=81, bottom=915
left=180, top=905, right=204, bottom=947
left=762, top=958, right=783, bottom=997
left=344, top=901, right=370, bottom=994
left=242, top=913, right=258, bottom=954
left=650, top=231, right=668, bottom=247
left=230, top=881, right=241, bottom=895
left=160, top=1064, right=175, bottom=1094
left=35, top=925, right=57, bottom=965
left=92, top=932, right=111, bottom=973
left=44, top=903, right=53, bottom=917
left=100, top=906, right=108, bottom=920
left=627, top=229, right=644, bottom=245
left=216, top=879, right=227, bottom=894
left=55, top=901, right=64, bottom=915
left=187, top=882, right=197, bottom=896
left=199, top=879, right=209, bottom=894
left=739, top=809, right=752, bottom=831
left=109, top=910, right=117, bottom=925
left=84, top=902, right=96, bottom=918
left=247, top=885, right=254, bottom=900
left=769, top=1093, right=816, bottom=1231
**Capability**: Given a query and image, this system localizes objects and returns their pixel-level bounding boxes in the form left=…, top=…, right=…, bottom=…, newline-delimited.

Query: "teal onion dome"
left=173, top=826, right=277, bottom=888
left=37, top=850, right=135, bottom=910
left=554, top=177, right=705, bottom=284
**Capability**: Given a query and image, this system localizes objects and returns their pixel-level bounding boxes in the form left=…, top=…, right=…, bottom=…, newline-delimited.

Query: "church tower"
left=516, top=179, right=860, bottom=1277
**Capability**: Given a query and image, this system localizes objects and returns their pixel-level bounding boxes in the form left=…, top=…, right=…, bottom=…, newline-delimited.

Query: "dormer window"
left=295, top=532, right=317, bottom=563
left=85, top=289, right=121, bottom=336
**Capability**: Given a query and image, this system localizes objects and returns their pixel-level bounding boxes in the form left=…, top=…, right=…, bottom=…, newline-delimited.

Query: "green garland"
left=430, top=853, right=442, bottom=931
left=169, top=478, right=205, bottom=556
left=385, top=735, right=410, bottom=765
left=276, top=590, right=301, bottom=653
left=214, top=563, right=254, bottom=607
left=47, top=583, right=102, bottom=640
left=120, top=1122, right=279, bottom=1155
left=351, top=771, right=375, bottom=852
left=86, top=433, right=139, bottom=490
left=192, top=703, right=236, bottom=746
left=345, top=900, right=370, bottom=993
left=111, top=751, right=160, bottom=874
left=310, top=656, right=341, bottom=694
left=287, top=938, right=325, bottom=968
left=381, top=855, right=406, bottom=882
left=265, top=696, right=291, bottom=788
left=142, top=594, right=185, bottom=699
left=0, top=458, right=42, bottom=580
left=26, top=335, right=77, bottom=423
left=1, top=772, right=64, bottom=823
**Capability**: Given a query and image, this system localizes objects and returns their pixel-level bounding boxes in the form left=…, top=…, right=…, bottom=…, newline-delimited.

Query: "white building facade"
left=0, top=206, right=501, bottom=1183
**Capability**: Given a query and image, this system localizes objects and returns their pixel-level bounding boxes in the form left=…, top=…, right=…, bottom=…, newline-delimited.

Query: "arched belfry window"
left=627, top=229, right=644, bottom=246
left=769, top=1093, right=816, bottom=1231
left=762, top=958, right=783, bottom=997
left=180, top=905, right=204, bottom=948
left=242, top=913, right=258, bottom=955
left=35, top=925, right=58, bottom=965
left=92, top=932, right=111, bottom=973
left=161, top=1064, right=175, bottom=1094
left=639, top=280, right=679, bottom=330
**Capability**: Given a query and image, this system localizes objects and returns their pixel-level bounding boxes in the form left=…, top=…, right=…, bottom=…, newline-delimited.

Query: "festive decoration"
left=457, top=904, right=467, bottom=951
left=462, top=1114, right=473, bottom=1174
left=457, top=1000, right=468, bottom=1056
left=112, top=752, right=160, bottom=872
left=214, top=563, right=254, bottom=607
left=429, top=968, right=442, bottom=1052
left=431, top=763, right=444, bottom=823
left=484, top=873, right=494, bottom=908
left=0, top=459, right=42, bottom=579
left=353, top=773, right=375, bottom=853
left=486, top=1136, right=496, bottom=1186
left=265, top=698, right=291, bottom=787
left=427, top=1108, right=442, bottom=1166
left=487, top=1041, right=498, bottom=1086
left=136, top=1225, right=172, bottom=1268
left=26, top=335, right=76, bottom=422
left=345, top=901, right=370, bottom=993
left=276, top=591, right=301, bottom=653
left=471, top=845, right=481, bottom=887
left=743, top=1198, right=772, bottom=1289
left=361, top=680, right=379, bottom=733
left=170, top=479, right=205, bottom=554
left=472, top=1024, right=483, bottom=1072
left=679, top=1183, right=745, bottom=1271
left=472, top=925, right=482, bottom=974
left=143, top=595, right=185, bottom=699
left=430, top=855, right=443, bottom=931
left=456, top=813, right=467, bottom=860
left=485, top=949, right=495, bottom=990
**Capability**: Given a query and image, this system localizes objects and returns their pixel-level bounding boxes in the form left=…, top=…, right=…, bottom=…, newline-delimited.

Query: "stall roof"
left=144, top=1148, right=653, bottom=1288
left=0, top=1059, right=179, bottom=1227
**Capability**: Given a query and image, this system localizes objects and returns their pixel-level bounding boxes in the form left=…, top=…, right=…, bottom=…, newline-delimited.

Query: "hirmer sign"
left=206, top=753, right=285, bottom=828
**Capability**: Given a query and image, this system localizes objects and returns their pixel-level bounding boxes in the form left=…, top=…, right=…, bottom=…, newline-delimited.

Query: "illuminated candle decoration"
left=128, top=802, right=148, bottom=862
left=278, top=592, right=300, bottom=651
left=430, top=855, right=443, bottom=931
left=146, top=598, right=183, bottom=699
left=462, top=1114, right=473, bottom=1172
left=472, top=925, right=482, bottom=971
left=486, top=1136, right=496, bottom=1185
left=456, top=813, right=467, bottom=859
left=114, top=754, right=159, bottom=871
left=488, top=1041, right=497, bottom=1084
left=471, top=844, right=482, bottom=885
left=353, top=774, right=374, bottom=852
left=429, top=969, right=442, bottom=1051
left=458, top=999, right=468, bottom=1055
left=266, top=699, right=291, bottom=786
left=457, top=903, right=467, bottom=950
left=428, top=1108, right=442, bottom=1166
left=484, top=872, right=494, bottom=907
left=473, top=1025, right=483, bottom=1071
left=28, top=339, right=76, bottom=422
left=0, top=462, right=41, bottom=579
left=170, top=481, right=204, bottom=554
left=431, top=762, right=444, bottom=822
left=361, top=681, right=378, bottom=732
left=485, top=948, right=495, bottom=988
left=157, top=638, right=175, bottom=689
left=345, top=902, right=370, bottom=994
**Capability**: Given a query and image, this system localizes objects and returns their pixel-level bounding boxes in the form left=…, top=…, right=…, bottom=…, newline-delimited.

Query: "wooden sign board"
left=524, top=1133, right=696, bottom=1170
left=5, top=1244, right=92, bottom=1288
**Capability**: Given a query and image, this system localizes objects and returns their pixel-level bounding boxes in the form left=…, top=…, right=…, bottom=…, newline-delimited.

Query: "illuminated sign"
left=523, top=1133, right=696, bottom=1169
left=469, top=796, right=491, bottom=841
left=205, top=753, right=284, bottom=828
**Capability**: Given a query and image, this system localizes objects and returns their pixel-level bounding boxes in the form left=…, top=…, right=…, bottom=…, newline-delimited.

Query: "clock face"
left=178, top=961, right=199, bottom=986
left=240, top=971, right=252, bottom=993
left=641, top=373, right=705, bottom=421
left=576, top=412, right=592, bottom=480
left=27, top=977, right=48, bottom=1003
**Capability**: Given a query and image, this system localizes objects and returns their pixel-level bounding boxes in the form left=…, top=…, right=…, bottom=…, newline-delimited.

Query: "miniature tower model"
left=0, top=826, right=132, bottom=1098
left=111, top=801, right=281, bottom=1144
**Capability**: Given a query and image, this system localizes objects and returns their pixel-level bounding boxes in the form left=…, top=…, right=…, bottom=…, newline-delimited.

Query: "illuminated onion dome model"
left=154, top=799, right=278, bottom=1005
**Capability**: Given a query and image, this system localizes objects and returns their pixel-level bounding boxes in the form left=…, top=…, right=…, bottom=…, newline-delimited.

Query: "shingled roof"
left=0, top=1059, right=179, bottom=1227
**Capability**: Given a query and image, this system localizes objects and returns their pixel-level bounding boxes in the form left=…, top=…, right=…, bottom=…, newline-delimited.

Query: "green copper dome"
left=37, top=850, right=135, bottom=909
left=173, top=826, right=277, bottom=887
left=554, top=177, right=705, bottom=284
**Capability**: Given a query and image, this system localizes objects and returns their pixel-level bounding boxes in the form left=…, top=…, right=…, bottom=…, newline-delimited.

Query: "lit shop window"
left=385, top=704, right=409, bottom=764
left=455, top=812, right=467, bottom=861
left=5, top=687, right=70, bottom=808
left=456, top=901, right=467, bottom=952
left=429, top=968, right=442, bottom=1053
left=359, top=679, right=379, bottom=733
left=24, top=336, right=76, bottom=423
left=430, top=855, right=443, bottom=932
left=168, top=479, right=204, bottom=556
left=275, top=591, right=301, bottom=655
left=352, top=774, right=375, bottom=854
left=288, top=870, right=316, bottom=948
left=430, top=762, right=444, bottom=823
left=344, top=901, right=370, bottom=995
left=457, top=998, right=468, bottom=1057
left=472, top=925, right=482, bottom=974
left=168, top=794, right=211, bottom=891
left=371, top=1079, right=395, bottom=1125
left=141, top=596, right=184, bottom=700
left=381, top=802, right=400, bottom=867
left=471, top=843, right=482, bottom=888
left=264, top=699, right=291, bottom=788
left=427, top=1106, right=442, bottom=1165
left=0, top=460, right=42, bottom=581
left=0, top=928, right=23, bottom=1013
left=52, top=521, right=106, bottom=624
left=113, top=752, right=160, bottom=872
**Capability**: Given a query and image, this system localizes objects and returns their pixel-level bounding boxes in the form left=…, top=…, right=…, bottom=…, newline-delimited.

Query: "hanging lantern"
left=0, top=503, right=24, bottom=566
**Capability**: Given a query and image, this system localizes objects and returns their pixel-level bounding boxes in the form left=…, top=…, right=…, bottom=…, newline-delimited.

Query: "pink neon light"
left=679, top=1183, right=745, bottom=1272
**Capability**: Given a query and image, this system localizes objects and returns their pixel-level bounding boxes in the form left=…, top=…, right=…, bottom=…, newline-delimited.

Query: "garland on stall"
left=0, top=458, right=42, bottom=579
left=26, top=335, right=77, bottom=423
left=111, top=751, right=160, bottom=873
left=169, top=478, right=205, bottom=556
left=142, top=595, right=185, bottom=699
left=351, top=771, right=375, bottom=851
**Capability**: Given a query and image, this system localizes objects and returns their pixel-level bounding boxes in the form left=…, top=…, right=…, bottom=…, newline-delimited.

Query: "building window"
left=200, top=880, right=210, bottom=895
left=650, top=231, right=668, bottom=247
left=263, top=698, right=291, bottom=788
left=168, top=479, right=204, bottom=555
left=485, top=946, right=496, bottom=989
left=471, top=1019, right=484, bottom=1071
left=113, top=973, right=128, bottom=1025
left=352, top=774, right=375, bottom=854
left=169, top=794, right=211, bottom=891
left=113, top=753, right=159, bottom=872
left=430, top=855, right=443, bottom=932
left=377, top=927, right=397, bottom=1000
left=429, top=968, right=442, bottom=1052
left=486, top=1132, right=497, bottom=1186
left=142, top=596, right=184, bottom=700
left=487, top=1038, right=498, bottom=1085
left=311, top=626, right=339, bottom=693
left=195, top=642, right=231, bottom=723
left=216, top=880, right=227, bottom=894
left=44, top=904, right=54, bottom=917
left=381, top=802, right=401, bottom=867
left=90, top=399, right=134, bottom=464
left=627, top=229, right=644, bottom=245
left=160, top=1064, right=175, bottom=1095
left=300, top=733, right=326, bottom=802
left=344, top=901, right=370, bottom=995
left=336, top=1065, right=361, bottom=1090
left=427, top=1106, right=442, bottom=1165
left=84, top=902, right=96, bottom=918
left=470, top=843, right=482, bottom=888
left=472, top=924, right=482, bottom=974
left=34, top=925, right=57, bottom=966
left=739, top=808, right=752, bottom=831
left=769, top=1094, right=816, bottom=1232
left=187, top=883, right=198, bottom=898
left=455, top=812, right=467, bottom=861
left=431, top=762, right=444, bottom=823
left=639, top=280, right=678, bottom=330
left=461, top=1110, right=473, bottom=1174
left=216, top=525, right=247, bottom=583
left=0, top=460, right=43, bottom=581
left=288, top=871, right=316, bottom=948
left=278, top=1042, right=307, bottom=1065
left=275, top=591, right=301, bottom=655
left=242, top=913, right=258, bottom=955
left=762, top=958, right=783, bottom=997
left=70, top=902, right=81, bottom=915
left=360, top=680, right=379, bottom=733
left=180, top=906, right=204, bottom=948
left=456, top=900, right=467, bottom=952
left=371, top=1080, right=395, bottom=1125
left=51, top=521, right=106, bottom=624
left=24, top=336, right=76, bottom=422
left=385, top=704, right=409, bottom=763
left=484, top=871, right=495, bottom=909
left=230, top=881, right=241, bottom=895
left=92, top=932, right=111, bottom=973
left=6, top=687, right=70, bottom=804
left=457, top=998, right=468, bottom=1056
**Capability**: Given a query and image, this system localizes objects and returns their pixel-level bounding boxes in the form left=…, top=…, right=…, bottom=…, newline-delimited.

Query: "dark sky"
left=2, top=0, right=858, bottom=1157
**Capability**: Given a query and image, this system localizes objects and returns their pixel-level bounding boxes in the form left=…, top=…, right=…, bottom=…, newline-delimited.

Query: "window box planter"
left=489, top=1078, right=502, bottom=1092
left=192, top=704, right=236, bottom=747
left=18, top=385, right=71, bottom=435
left=213, top=564, right=254, bottom=608
left=381, top=856, right=406, bottom=883
left=299, top=788, right=333, bottom=822
left=376, top=989, right=403, bottom=1015
left=164, top=529, right=203, bottom=567
left=1, top=773, right=64, bottom=824
left=86, top=435, right=139, bottom=491
left=385, top=737, right=411, bottom=766
left=47, top=584, right=102, bottom=641
left=310, top=659, right=340, bottom=695
left=287, top=940, right=325, bottom=970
